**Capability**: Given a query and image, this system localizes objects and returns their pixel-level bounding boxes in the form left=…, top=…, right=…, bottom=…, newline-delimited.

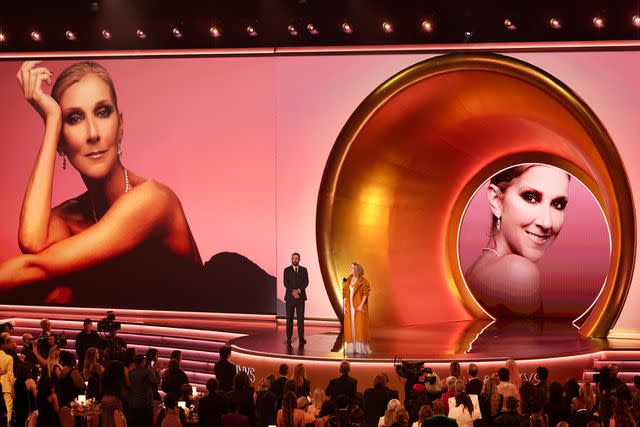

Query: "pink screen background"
left=1, top=51, right=639, bottom=334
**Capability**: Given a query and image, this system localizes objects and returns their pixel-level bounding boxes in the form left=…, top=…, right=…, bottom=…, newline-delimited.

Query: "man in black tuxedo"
left=326, top=361, right=358, bottom=405
left=465, top=363, right=483, bottom=396
left=213, top=346, right=237, bottom=393
left=283, top=252, right=309, bottom=347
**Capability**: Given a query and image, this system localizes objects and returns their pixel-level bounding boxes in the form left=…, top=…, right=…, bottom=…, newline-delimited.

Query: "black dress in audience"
left=229, top=372, right=257, bottom=427
left=58, top=351, right=86, bottom=407
left=145, top=348, right=162, bottom=402
left=36, top=377, right=61, bottom=427
left=363, top=375, right=399, bottom=427
left=161, top=359, right=189, bottom=396
left=198, top=379, right=229, bottom=427
left=295, top=379, right=311, bottom=399
left=544, top=381, right=570, bottom=427
left=256, top=387, right=278, bottom=427
left=13, top=364, right=37, bottom=427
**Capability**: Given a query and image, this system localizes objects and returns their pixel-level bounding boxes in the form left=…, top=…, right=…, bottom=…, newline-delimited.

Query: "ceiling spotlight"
left=421, top=20, right=434, bottom=33
left=382, top=21, right=393, bottom=33
left=136, top=29, right=146, bottom=39
left=549, top=18, right=562, bottom=29
left=0, top=32, right=6, bottom=42
left=172, top=27, right=183, bottom=38
left=504, top=19, right=517, bottom=31
left=464, top=31, right=473, bottom=40
left=592, top=16, right=605, bottom=28
left=341, top=22, right=353, bottom=34
left=209, top=26, right=221, bottom=38
left=246, top=26, right=257, bottom=37
left=65, top=30, right=77, bottom=41
left=306, top=24, right=319, bottom=35
left=101, top=29, right=112, bottom=40
left=633, top=15, right=640, bottom=27
left=30, top=31, right=42, bottom=42
left=288, top=25, right=298, bottom=36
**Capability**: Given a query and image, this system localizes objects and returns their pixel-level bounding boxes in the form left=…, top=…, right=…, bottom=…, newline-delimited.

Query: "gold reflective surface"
left=317, top=53, right=634, bottom=337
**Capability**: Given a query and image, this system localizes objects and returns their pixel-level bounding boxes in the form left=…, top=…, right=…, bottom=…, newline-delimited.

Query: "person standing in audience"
left=480, top=373, right=501, bottom=422
left=37, top=319, right=53, bottom=358
left=13, top=362, right=37, bottom=427
left=449, top=362, right=461, bottom=380
left=544, top=381, right=570, bottom=427
left=423, top=400, right=456, bottom=427
left=579, top=382, right=597, bottom=413
left=127, top=354, right=160, bottom=427
left=229, top=371, right=257, bottom=427
left=364, top=373, right=399, bottom=427
left=631, top=376, right=640, bottom=426
left=465, top=364, right=482, bottom=396
left=35, top=372, right=60, bottom=427
left=198, top=378, right=229, bottom=427
left=162, top=350, right=189, bottom=396
left=567, top=396, right=600, bottom=427
left=83, top=347, right=104, bottom=400
left=411, top=405, right=432, bottom=427
left=284, top=252, right=309, bottom=348
left=440, top=377, right=457, bottom=414
left=315, top=400, right=337, bottom=427
left=565, top=379, right=581, bottom=407
left=271, top=364, right=290, bottom=409
left=20, top=334, right=38, bottom=376
left=0, top=335, right=15, bottom=427
left=144, top=348, right=162, bottom=402
left=256, top=377, right=278, bottom=427
left=325, top=361, right=357, bottom=406
left=497, top=368, right=518, bottom=412
left=535, top=366, right=550, bottom=405
left=75, top=318, right=100, bottom=371
left=292, top=363, right=311, bottom=398
left=214, top=345, right=237, bottom=393
left=100, top=361, right=126, bottom=427
left=57, top=350, right=86, bottom=406
left=448, top=390, right=481, bottom=427
left=505, top=359, right=521, bottom=390
left=611, top=396, right=636, bottom=427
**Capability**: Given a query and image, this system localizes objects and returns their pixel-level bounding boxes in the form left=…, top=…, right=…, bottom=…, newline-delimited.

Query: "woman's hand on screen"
left=17, top=61, right=61, bottom=122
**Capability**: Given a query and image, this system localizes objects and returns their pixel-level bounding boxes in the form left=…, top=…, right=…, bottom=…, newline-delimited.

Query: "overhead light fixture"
left=246, top=25, right=257, bottom=37
left=30, top=31, right=42, bottom=42
left=306, top=23, right=319, bottom=35
left=382, top=21, right=393, bottom=33
left=101, top=29, right=112, bottom=39
left=504, top=19, right=517, bottom=31
left=592, top=16, right=605, bottom=29
left=136, top=29, right=147, bottom=39
left=288, top=25, right=298, bottom=36
left=421, top=20, right=434, bottom=33
left=342, top=22, right=353, bottom=34
left=549, top=18, right=562, bottom=29
left=65, top=30, right=77, bottom=41
left=172, top=27, right=183, bottom=38
left=209, top=26, right=221, bottom=38
left=633, top=15, right=640, bottom=28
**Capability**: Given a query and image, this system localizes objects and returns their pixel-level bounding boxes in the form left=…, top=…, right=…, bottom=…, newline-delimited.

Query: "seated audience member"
left=351, top=406, right=366, bottom=427
left=497, top=368, right=518, bottom=412
left=393, top=408, right=410, bottom=427
left=411, top=405, right=432, bottom=427
left=326, top=361, right=358, bottom=406
left=161, top=351, right=189, bottom=396
left=292, top=364, right=311, bottom=398
left=315, top=400, right=337, bottom=427
left=58, top=350, right=86, bottom=406
left=494, top=396, right=525, bottom=427
left=535, top=366, right=550, bottom=406
left=198, top=378, right=229, bottom=427
left=568, top=396, right=600, bottom=427
left=156, top=393, right=186, bottom=426
left=277, top=391, right=315, bottom=427
left=256, top=377, right=278, bottom=427
left=529, top=413, right=546, bottom=427
left=564, top=379, right=581, bottom=407
left=378, top=399, right=402, bottom=427
left=448, top=390, right=481, bottom=427
left=364, top=373, right=399, bottom=427
left=214, top=346, right=236, bottom=393
left=230, top=371, right=257, bottom=427
left=545, top=381, right=570, bottom=427
left=422, top=400, right=457, bottom=427
left=466, top=364, right=483, bottom=396
left=309, top=388, right=327, bottom=417
left=335, top=394, right=352, bottom=427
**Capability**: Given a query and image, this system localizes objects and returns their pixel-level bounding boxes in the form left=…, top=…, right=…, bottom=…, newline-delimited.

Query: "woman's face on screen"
left=59, top=73, right=121, bottom=180
left=498, top=165, right=569, bottom=262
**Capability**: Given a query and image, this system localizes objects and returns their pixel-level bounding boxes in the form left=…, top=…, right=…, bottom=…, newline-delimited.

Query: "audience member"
left=20, top=333, right=38, bottom=376
left=364, top=373, right=399, bottom=427
left=378, top=399, right=402, bottom=427
left=100, top=361, right=126, bottom=427
left=579, top=382, right=597, bottom=413
left=535, top=366, right=550, bottom=405
left=351, top=405, right=366, bottom=427
left=75, top=318, right=101, bottom=371
left=448, top=391, right=481, bottom=427
left=58, top=350, right=86, bottom=406
left=611, top=395, right=636, bottom=427
left=144, top=348, right=162, bottom=402
left=411, top=404, right=432, bottom=427
left=494, top=396, right=525, bottom=427
left=128, top=354, right=160, bottom=427
left=326, top=361, right=358, bottom=406
left=271, top=364, right=290, bottom=409
left=256, top=377, right=278, bottom=427
left=13, top=362, right=37, bottom=427
left=423, top=400, right=456, bottom=427
left=83, top=347, right=104, bottom=400
left=315, top=400, right=337, bottom=427
left=309, top=388, right=327, bottom=417
left=198, top=378, right=229, bottom=427
left=0, top=335, right=15, bottom=425
left=544, top=381, right=570, bottom=427
left=632, top=376, right=640, bottom=426
left=529, top=413, right=546, bottom=427
left=480, top=373, right=501, bottom=421
left=519, top=381, right=540, bottom=418
left=449, top=362, right=461, bottom=380
left=497, top=368, right=519, bottom=412
left=229, top=371, right=257, bottom=427
left=161, top=351, right=189, bottom=396
left=157, top=392, right=187, bottom=426
left=37, top=318, right=53, bottom=358
left=393, top=408, right=410, bottom=427
left=506, top=359, right=522, bottom=390
left=35, top=373, right=60, bottom=427
left=214, top=346, right=236, bottom=393
left=567, top=396, right=600, bottom=427
left=277, top=391, right=315, bottom=427
left=292, top=363, right=311, bottom=398
left=565, top=379, right=581, bottom=407
left=440, top=376, right=457, bottom=414
left=466, top=364, right=482, bottom=396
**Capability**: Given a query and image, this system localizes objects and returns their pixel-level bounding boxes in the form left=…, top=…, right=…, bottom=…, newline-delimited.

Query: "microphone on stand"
left=342, top=277, right=347, bottom=359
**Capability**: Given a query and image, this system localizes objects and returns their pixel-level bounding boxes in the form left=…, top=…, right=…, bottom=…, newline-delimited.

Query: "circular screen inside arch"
left=458, top=163, right=610, bottom=320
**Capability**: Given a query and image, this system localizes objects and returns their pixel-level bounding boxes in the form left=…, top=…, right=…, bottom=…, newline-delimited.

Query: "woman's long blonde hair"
left=351, top=263, right=364, bottom=277
left=506, top=359, right=521, bottom=389
left=311, top=388, right=326, bottom=409
left=83, top=347, right=100, bottom=379
left=47, top=346, right=61, bottom=377
left=292, top=363, right=306, bottom=389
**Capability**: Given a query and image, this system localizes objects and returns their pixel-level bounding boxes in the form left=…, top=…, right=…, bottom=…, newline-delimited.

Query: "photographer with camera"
left=97, top=312, right=126, bottom=361
left=75, top=318, right=100, bottom=371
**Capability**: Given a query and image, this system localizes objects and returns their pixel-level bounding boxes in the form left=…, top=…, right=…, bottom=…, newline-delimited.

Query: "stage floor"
left=230, top=319, right=631, bottom=362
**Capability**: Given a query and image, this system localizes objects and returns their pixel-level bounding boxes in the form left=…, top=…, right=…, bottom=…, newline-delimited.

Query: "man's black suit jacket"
left=283, top=265, right=309, bottom=301
left=567, top=410, right=600, bottom=427
left=363, top=387, right=399, bottom=427
left=466, top=377, right=483, bottom=396
left=213, top=359, right=237, bottom=393
left=326, top=374, right=358, bottom=403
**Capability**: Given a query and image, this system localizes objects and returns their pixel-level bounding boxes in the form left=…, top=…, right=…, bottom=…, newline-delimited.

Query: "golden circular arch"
left=316, top=52, right=635, bottom=337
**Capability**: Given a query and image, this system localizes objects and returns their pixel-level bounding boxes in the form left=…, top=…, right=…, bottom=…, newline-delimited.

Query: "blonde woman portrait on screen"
left=0, top=61, right=201, bottom=307
left=343, top=262, right=371, bottom=355
left=464, top=164, right=569, bottom=317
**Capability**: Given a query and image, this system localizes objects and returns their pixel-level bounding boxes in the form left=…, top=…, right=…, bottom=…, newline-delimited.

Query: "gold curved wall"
left=316, top=53, right=635, bottom=337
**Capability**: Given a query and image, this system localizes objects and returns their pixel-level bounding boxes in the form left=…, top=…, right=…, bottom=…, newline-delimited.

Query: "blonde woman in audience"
left=480, top=373, right=501, bottom=421
left=506, top=359, right=522, bottom=389
left=556, top=422, right=569, bottom=427
left=277, top=391, right=316, bottom=427
left=395, top=408, right=410, bottom=427
left=292, top=363, right=311, bottom=398
left=379, top=399, right=402, bottom=427
left=83, top=347, right=103, bottom=400
left=308, top=389, right=326, bottom=416
left=578, top=382, right=596, bottom=412
left=411, top=405, right=433, bottom=427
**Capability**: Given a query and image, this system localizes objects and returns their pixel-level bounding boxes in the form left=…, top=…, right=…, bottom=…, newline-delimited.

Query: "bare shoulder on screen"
left=467, top=253, right=540, bottom=289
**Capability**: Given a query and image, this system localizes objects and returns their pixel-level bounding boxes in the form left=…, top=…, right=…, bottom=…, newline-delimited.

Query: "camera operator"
left=97, top=312, right=126, bottom=361
left=75, top=318, right=100, bottom=371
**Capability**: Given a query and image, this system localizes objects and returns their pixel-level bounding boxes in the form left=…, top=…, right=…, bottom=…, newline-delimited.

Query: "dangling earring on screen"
left=117, top=143, right=123, bottom=162
left=496, top=216, right=502, bottom=231
left=62, top=154, right=67, bottom=170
